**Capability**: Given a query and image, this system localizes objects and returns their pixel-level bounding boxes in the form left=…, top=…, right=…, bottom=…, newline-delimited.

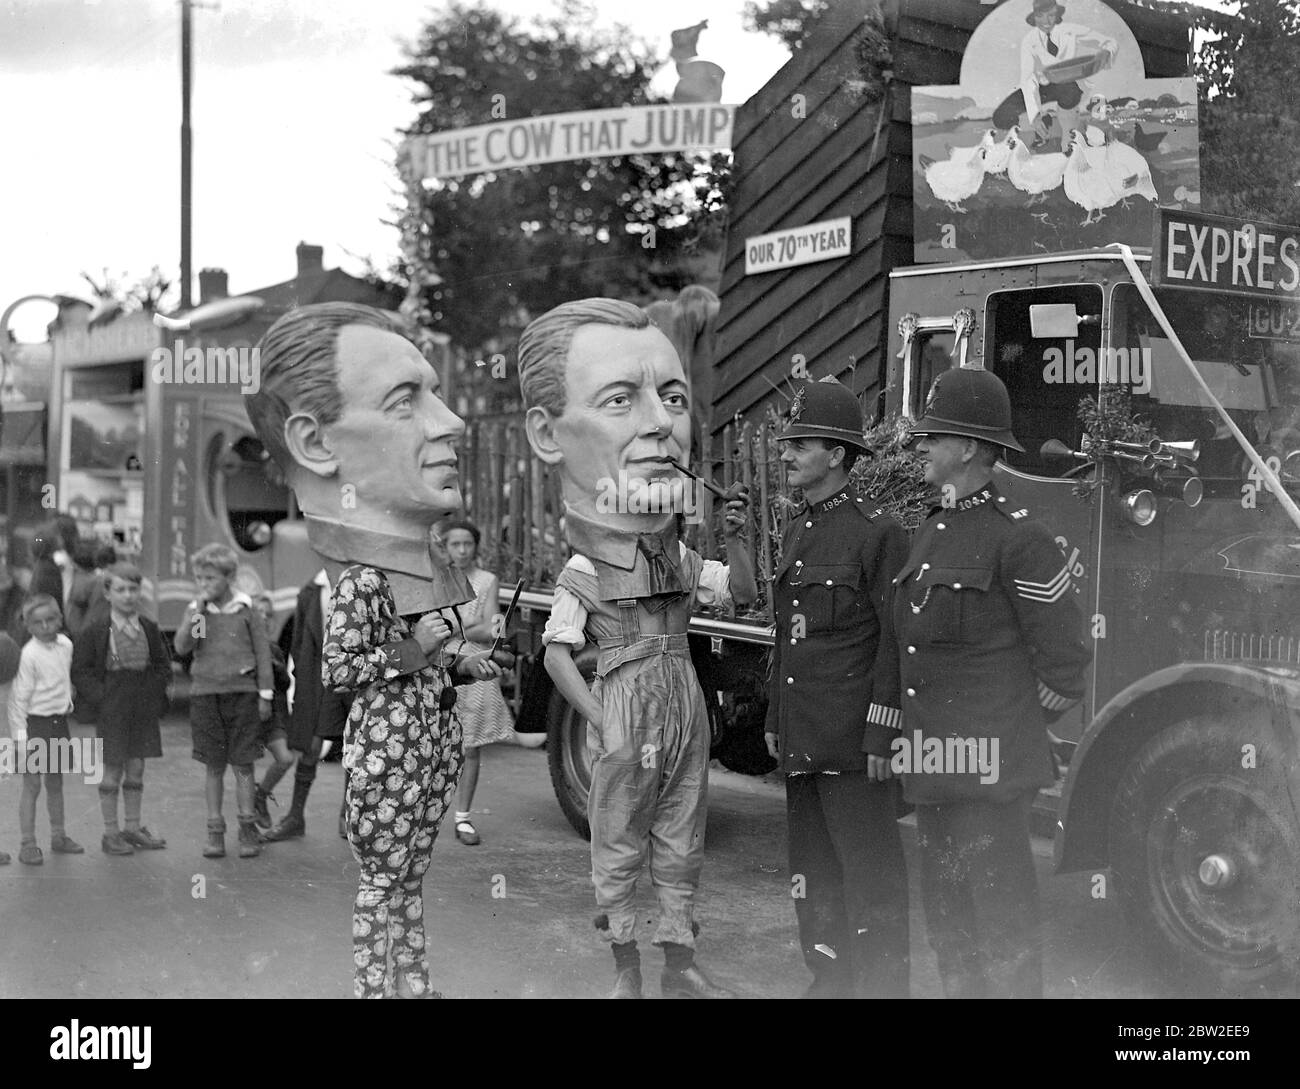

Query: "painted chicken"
left=919, top=142, right=987, bottom=213
left=1006, top=126, right=1067, bottom=203
left=1064, top=129, right=1120, bottom=225
left=1081, top=129, right=1158, bottom=207
left=979, top=128, right=1012, bottom=175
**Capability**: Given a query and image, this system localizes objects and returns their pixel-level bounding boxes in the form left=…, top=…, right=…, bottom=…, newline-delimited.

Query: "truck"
left=45, top=248, right=396, bottom=638
left=466, top=0, right=1300, bottom=990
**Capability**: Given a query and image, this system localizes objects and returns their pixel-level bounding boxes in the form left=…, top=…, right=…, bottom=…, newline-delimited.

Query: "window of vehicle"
left=985, top=285, right=1105, bottom=477
left=1112, top=286, right=1300, bottom=497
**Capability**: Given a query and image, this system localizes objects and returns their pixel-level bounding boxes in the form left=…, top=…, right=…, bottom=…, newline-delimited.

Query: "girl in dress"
left=440, top=516, right=538, bottom=846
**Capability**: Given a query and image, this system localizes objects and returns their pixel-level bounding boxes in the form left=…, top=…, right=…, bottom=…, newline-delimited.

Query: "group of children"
left=2, top=519, right=526, bottom=867
left=1, top=562, right=170, bottom=865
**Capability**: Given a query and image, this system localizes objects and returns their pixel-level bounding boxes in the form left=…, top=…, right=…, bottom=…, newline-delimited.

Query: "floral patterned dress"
left=323, top=563, right=464, bottom=999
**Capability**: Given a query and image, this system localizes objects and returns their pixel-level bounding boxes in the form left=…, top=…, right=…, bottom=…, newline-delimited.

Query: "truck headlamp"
left=1120, top=489, right=1158, bottom=526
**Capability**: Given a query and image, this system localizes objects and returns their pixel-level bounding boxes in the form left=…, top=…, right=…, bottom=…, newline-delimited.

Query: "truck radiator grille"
left=1204, top=630, right=1300, bottom=665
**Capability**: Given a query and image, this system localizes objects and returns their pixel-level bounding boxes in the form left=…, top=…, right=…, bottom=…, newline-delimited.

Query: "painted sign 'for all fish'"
left=400, top=105, right=734, bottom=181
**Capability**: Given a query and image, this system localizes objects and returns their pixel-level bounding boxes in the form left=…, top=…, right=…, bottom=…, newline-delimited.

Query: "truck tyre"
left=546, top=683, right=593, bottom=841
left=1107, top=715, right=1300, bottom=989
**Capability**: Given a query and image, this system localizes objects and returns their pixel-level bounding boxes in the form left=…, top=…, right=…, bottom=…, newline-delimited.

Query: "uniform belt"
left=595, top=633, right=690, bottom=678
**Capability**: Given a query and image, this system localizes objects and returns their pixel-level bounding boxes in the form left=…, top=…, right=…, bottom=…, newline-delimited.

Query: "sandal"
left=454, top=819, right=481, bottom=846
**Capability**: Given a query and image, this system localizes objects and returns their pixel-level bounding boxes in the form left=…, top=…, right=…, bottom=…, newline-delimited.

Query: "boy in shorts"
left=251, top=592, right=295, bottom=833
left=174, top=544, right=273, bottom=859
left=71, top=562, right=172, bottom=855
left=8, top=594, right=84, bottom=864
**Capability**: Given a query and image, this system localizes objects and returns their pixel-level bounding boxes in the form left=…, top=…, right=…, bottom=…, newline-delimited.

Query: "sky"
left=0, top=0, right=790, bottom=340
left=0, top=0, right=1235, bottom=342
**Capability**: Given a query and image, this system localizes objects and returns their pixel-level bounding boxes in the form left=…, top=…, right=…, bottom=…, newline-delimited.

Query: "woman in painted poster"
left=992, top=0, right=1117, bottom=152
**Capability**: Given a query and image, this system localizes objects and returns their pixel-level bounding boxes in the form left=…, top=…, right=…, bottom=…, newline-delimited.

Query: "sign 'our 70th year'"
left=399, top=105, right=735, bottom=181
left=744, top=217, right=852, bottom=275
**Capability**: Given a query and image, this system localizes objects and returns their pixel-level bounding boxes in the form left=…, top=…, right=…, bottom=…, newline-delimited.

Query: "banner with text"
left=400, top=105, right=735, bottom=181
left=744, top=217, right=852, bottom=275
left=1152, top=207, right=1300, bottom=299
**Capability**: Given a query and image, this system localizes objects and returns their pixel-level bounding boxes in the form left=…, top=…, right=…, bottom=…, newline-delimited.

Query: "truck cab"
left=885, top=246, right=1300, bottom=986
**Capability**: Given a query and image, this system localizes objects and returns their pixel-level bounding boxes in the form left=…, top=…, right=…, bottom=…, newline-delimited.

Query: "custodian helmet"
left=779, top=377, right=869, bottom=451
left=910, top=367, right=1025, bottom=453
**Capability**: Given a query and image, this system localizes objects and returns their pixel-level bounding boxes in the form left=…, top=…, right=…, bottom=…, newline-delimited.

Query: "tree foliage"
left=742, top=0, right=830, bottom=51
left=1194, top=0, right=1300, bottom=223
left=391, top=0, right=728, bottom=368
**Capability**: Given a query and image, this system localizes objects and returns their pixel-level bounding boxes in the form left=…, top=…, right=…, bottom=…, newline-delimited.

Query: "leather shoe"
left=661, top=963, right=736, bottom=999
left=263, top=811, right=306, bottom=842
left=609, top=966, right=642, bottom=999
left=122, top=827, right=167, bottom=850
left=102, top=832, right=135, bottom=856
left=51, top=834, right=84, bottom=855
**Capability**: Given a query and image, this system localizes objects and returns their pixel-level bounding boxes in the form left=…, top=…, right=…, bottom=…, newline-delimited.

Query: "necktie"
left=637, top=533, right=685, bottom=612
left=1046, top=32, right=1058, bottom=57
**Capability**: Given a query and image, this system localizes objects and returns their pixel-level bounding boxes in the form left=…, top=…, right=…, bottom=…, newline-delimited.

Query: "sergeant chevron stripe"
left=1014, top=564, right=1071, bottom=603
left=1038, top=681, right=1075, bottom=711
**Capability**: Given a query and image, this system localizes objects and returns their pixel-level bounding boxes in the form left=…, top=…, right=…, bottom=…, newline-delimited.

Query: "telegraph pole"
left=180, top=0, right=194, bottom=308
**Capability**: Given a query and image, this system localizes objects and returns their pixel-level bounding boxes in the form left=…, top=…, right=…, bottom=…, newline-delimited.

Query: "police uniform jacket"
left=766, top=487, right=907, bottom=773
left=892, top=481, right=1090, bottom=804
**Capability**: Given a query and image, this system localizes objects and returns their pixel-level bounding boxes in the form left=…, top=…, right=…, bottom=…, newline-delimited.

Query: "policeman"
left=764, top=377, right=910, bottom=999
left=895, top=367, right=1090, bottom=999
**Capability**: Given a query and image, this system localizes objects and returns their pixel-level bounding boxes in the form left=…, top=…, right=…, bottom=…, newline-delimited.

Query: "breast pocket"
left=787, top=563, right=862, bottom=633
left=916, top=566, right=995, bottom=645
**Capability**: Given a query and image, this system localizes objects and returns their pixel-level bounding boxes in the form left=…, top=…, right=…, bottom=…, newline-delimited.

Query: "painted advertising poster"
left=911, top=0, right=1200, bottom=263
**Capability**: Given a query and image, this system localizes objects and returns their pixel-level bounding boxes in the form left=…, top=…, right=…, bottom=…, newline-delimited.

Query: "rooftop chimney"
left=296, top=242, right=325, bottom=278
left=198, top=268, right=229, bottom=304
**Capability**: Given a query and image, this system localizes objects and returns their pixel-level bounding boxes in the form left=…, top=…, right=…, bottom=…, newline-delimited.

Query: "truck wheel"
left=546, top=685, right=593, bottom=841
left=1108, top=715, right=1300, bottom=989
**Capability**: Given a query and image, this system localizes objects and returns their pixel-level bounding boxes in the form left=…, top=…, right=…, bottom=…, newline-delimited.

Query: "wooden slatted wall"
left=711, top=0, right=1192, bottom=444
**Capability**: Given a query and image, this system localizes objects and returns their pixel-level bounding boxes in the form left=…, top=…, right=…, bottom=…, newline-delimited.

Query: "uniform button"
left=795, top=560, right=803, bottom=567
left=825, top=579, right=833, bottom=585
left=937, top=522, right=946, bottom=530
left=792, top=599, right=799, bottom=607
left=786, top=677, right=794, bottom=685
left=790, top=638, right=797, bottom=645
left=921, top=563, right=931, bottom=571
left=891, top=578, right=898, bottom=585
left=805, top=521, right=813, bottom=528
left=907, top=645, right=916, bottom=654
left=997, top=497, right=1006, bottom=503
left=906, top=687, right=916, bottom=697
left=953, top=582, right=962, bottom=590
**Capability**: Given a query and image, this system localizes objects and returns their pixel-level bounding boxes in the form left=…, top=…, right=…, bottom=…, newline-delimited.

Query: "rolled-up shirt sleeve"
left=543, top=556, right=595, bottom=649
left=543, top=585, right=588, bottom=649
left=691, top=546, right=733, bottom=611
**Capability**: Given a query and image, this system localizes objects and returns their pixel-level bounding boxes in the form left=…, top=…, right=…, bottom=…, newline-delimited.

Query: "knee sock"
left=99, top=784, right=120, bottom=834
left=122, top=782, right=144, bottom=832
left=288, top=760, right=316, bottom=818
left=662, top=942, right=695, bottom=972
left=612, top=940, right=640, bottom=971
left=259, top=759, right=291, bottom=797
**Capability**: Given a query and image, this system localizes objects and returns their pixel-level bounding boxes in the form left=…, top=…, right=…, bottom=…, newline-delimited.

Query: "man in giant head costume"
left=520, top=297, right=757, bottom=999
left=246, top=302, right=505, bottom=999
